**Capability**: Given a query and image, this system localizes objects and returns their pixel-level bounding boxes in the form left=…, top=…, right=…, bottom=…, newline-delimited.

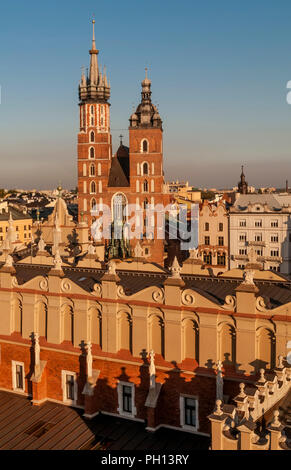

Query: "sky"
left=1, top=0, right=291, bottom=190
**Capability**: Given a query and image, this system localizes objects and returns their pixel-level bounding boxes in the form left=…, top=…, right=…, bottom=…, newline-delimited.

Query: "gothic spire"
left=89, top=19, right=99, bottom=85
left=79, top=20, right=110, bottom=103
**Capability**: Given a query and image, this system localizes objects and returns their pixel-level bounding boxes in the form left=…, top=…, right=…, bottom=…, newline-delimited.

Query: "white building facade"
left=229, top=194, right=291, bottom=274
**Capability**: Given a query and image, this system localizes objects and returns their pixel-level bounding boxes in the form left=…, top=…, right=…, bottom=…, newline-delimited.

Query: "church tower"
left=77, top=20, right=112, bottom=226
left=128, top=70, right=169, bottom=263
left=238, top=165, right=248, bottom=194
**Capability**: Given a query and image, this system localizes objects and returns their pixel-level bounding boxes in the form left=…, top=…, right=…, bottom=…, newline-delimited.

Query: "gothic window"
left=143, top=198, right=148, bottom=209
left=89, top=147, right=95, bottom=159
left=90, top=164, right=95, bottom=176
left=91, top=198, right=97, bottom=211
left=90, top=181, right=96, bottom=194
left=142, top=162, right=149, bottom=175
left=219, top=223, right=223, bottom=231
left=90, top=131, right=95, bottom=143
left=141, top=139, right=149, bottom=153
left=90, top=105, right=94, bottom=114
left=143, top=180, right=149, bottom=193
left=112, top=193, right=127, bottom=223
left=205, top=222, right=209, bottom=231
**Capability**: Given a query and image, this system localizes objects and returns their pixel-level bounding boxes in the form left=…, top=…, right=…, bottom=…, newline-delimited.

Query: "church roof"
left=108, top=145, right=130, bottom=187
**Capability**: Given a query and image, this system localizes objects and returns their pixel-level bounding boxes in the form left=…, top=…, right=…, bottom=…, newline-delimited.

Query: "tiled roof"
left=0, top=391, right=209, bottom=450
left=0, top=207, right=31, bottom=221
left=12, top=263, right=291, bottom=309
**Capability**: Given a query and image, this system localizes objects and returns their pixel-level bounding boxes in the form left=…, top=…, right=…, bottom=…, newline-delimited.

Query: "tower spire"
left=89, top=19, right=99, bottom=85
left=238, top=164, right=248, bottom=194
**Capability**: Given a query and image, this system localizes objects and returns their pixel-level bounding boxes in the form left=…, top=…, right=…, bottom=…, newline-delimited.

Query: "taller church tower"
left=77, top=20, right=112, bottom=225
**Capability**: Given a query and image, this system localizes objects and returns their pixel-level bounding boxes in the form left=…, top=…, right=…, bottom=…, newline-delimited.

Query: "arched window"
left=63, top=305, right=74, bottom=344
left=14, top=299, right=22, bottom=334
left=220, top=324, right=236, bottom=367
left=257, top=328, right=275, bottom=370
left=90, top=308, right=102, bottom=348
left=203, top=251, right=212, bottom=265
left=90, top=164, right=95, bottom=176
left=89, top=147, right=95, bottom=159
left=150, top=315, right=164, bottom=357
left=112, top=193, right=127, bottom=223
left=143, top=198, right=148, bottom=209
left=37, top=302, right=47, bottom=338
left=217, top=253, right=226, bottom=266
left=91, top=198, right=97, bottom=210
left=90, top=181, right=96, bottom=194
left=90, top=131, right=95, bottom=143
left=219, top=222, right=223, bottom=231
left=141, top=139, right=149, bottom=153
left=118, top=312, right=132, bottom=353
left=205, top=222, right=209, bottom=231
left=142, top=162, right=149, bottom=175
left=143, top=180, right=149, bottom=193
left=90, top=105, right=94, bottom=114
left=183, top=319, right=199, bottom=362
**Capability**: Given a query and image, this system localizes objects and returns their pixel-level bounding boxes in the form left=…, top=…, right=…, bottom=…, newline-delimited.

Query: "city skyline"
left=1, top=0, right=291, bottom=189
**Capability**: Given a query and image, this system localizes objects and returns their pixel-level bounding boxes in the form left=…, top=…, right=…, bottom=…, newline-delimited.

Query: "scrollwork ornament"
left=223, top=295, right=236, bottom=310
left=256, top=296, right=267, bottom=312
left=181, top=289, right=195, bottom=306
left=39, top=277, right=48, bottom=291
left=152, top=288, right=164, bottom=303
left=117, top=285, right=125, bottom=298
left=93, top=283, right=102, bottom=297
left=61, top=280, right=71, bottom=292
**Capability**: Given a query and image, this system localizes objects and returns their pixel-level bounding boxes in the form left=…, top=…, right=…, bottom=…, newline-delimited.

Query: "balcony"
left=248, top=241, right=265, bottom=247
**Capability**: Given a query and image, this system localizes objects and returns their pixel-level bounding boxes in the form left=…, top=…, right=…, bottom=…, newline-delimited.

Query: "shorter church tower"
left=128, top=70, right=169, bottom=263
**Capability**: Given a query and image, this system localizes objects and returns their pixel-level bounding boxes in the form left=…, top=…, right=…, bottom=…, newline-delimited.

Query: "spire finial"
left=145, top=66, right=148, bottom=79
left=119, top=134, right=123, bottom=146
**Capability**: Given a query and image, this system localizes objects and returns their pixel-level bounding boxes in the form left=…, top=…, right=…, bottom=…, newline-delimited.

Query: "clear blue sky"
left=1, top=0, right=291, bottom=190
